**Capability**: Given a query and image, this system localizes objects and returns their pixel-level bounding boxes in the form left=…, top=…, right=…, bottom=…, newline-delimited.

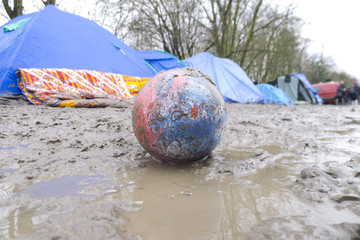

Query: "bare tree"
left=127, top=0, right=205, bottom=59
left=328, top=70, right=352, bottom=86
left=93, top=0, right=136, bottom=40
left=200, top=0, right=250, bottom=58
left=245, top=7, right=308, bottom=82
left=42, top=0, right=56, bottom=6
left=2, top=0, right=23, bottom=19
left=201, top=0, right=309, bottom=82
left=95, top=0, right=204, bottom=58
left=302, top=53, right=335, bottom=83
left=238, top=0, right=262, bottom=66
left=93, top=0, right=307, bottom=73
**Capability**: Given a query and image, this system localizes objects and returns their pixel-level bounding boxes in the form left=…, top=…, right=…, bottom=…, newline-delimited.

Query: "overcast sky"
left=1, top=0, right=359, bottom=79
left=280, top=0, right=360, bottom=79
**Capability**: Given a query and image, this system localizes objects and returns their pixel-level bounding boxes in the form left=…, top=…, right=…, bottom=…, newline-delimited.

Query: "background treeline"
left=0, top=0, right=353, bottom=85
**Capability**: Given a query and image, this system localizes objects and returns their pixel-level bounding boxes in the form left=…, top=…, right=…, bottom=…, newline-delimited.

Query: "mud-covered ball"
left=132, top=67, right=226, bottom=164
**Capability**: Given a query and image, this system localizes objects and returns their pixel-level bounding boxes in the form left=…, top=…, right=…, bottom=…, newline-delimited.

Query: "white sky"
left=1, top=0, right=360, bottom=79
left=278, top=0, right=360, bottom=79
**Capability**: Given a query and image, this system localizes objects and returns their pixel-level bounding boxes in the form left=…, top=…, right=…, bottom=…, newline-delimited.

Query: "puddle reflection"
left=0, top=144, right=28, bottom=151
left=117, top=145, right=360, bottom=239
left=0, top=208, right=35, bottom=239
left=22, top=174, right=110, bottom=198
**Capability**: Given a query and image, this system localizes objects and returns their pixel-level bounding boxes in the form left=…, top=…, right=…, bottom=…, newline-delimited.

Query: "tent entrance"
left=269, top=75, right=314, bottom=104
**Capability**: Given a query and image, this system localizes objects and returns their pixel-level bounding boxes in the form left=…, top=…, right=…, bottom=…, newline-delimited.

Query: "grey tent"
left=268, top=75, right=315, bottom=105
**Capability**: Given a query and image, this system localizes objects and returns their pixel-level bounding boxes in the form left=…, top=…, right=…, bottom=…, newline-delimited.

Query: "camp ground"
left=1, top=5, right=266, bottom=106
left=1, top=3, right=360, bottom=240
left=0, top=5, right=337, bottom=106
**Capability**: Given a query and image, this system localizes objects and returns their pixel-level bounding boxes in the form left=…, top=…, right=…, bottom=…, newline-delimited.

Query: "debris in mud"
left=293, top=166, right=339, bottom=202
left=332, top=223, right=360, bottom=240
left=247, top=217, right=360, bottom=240
left=180, top=191, right=193, bottom=196
left=207, top=151, right=273, bottom=179
left=293, top=158, right=360, bottom=212
left=332, top=195, right=360, bottom=203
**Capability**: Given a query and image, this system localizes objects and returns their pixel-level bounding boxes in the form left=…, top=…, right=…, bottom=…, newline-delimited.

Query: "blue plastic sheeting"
left=0, top=5, right=156, bottom=95
left=183, top=52, right=265, bottom=103
left=256, top=83, right=294, bottom=105
left=136, top=50, right=185, bottom=73
left=291, top=73, right=323, bottom=104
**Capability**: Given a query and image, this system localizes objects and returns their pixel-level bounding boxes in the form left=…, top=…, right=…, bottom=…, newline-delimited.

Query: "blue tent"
left=183, top=52, right=265, bottom=103
left=256, top=83, right=294, bottom=105
left=0, top=5, right=156, bottom=95
left=136, top=50, right=185, bottom=73
left=291, top=73, right=323, bottom=104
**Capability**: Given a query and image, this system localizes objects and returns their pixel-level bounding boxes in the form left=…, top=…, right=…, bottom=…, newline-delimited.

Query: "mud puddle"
left=122, top=146, right=360, bottom=239
left=0, top=104, right=359, bottom=239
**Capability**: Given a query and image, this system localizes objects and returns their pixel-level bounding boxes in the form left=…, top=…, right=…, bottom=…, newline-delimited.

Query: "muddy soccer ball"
left=132, top=68, right=226, bottom=164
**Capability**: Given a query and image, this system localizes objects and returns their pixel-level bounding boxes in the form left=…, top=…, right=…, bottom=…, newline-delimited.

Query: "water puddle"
left=0, top=144, right=28, bottom=151
left=0, top=208, right=37, bottom=239
left=20, top=174, right=111, bottom=198
left=0, top=174, right=144, bottom=239
left=0, top=168, right=17, bottom=175
left=117, top=145, right=360, bottom=239
left=121, top=161, right=223, bottom=240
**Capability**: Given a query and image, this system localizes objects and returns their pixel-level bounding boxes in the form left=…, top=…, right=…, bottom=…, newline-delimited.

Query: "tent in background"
left=0, top=5, right=156, bottom=95
left=291, top=73, right=323, bottom=104
left=268, top=75, right=315, bottom=105
left=183, top=52, right=265, bottom=103
left=136, top=50, right=185, bottom=73
left=256, top=83, right=294, bottom=105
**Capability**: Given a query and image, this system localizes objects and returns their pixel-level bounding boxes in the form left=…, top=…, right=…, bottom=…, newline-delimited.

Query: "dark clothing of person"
left=336, top=83, right=347, bottom=104
left=336, top=83, right=346, bottom=96
left=348, top=82, right=359, bottom=101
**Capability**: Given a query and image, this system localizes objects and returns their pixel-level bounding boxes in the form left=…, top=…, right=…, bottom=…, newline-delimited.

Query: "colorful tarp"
left=17, top=68, right=150, bottom=107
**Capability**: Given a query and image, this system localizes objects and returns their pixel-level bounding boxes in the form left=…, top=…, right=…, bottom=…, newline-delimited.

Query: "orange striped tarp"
left=17, top=68, right=150, bottom=107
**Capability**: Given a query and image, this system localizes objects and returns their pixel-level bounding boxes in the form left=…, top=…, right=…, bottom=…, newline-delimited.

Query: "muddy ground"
left=0, top=99, right=359, bottom=239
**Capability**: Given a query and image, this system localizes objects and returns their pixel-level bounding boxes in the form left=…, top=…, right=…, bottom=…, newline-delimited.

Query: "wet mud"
left=0, top=102, right=359, bottom=239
